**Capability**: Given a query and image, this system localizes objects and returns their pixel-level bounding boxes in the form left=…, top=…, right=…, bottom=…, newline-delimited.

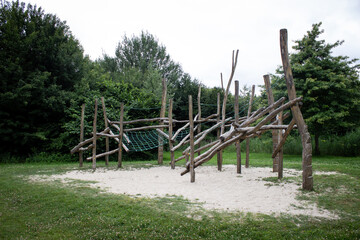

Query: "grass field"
left=1, top=151, right=359, bottom=239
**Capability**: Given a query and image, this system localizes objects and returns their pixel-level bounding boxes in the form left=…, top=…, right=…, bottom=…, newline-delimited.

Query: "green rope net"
left=122, top=128, right=190, bottom=152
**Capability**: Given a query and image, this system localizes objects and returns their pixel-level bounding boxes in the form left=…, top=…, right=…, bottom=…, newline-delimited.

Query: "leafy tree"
left=0, top=0, right=86, bottom=155
left=269, top=22, right=360, bottom=155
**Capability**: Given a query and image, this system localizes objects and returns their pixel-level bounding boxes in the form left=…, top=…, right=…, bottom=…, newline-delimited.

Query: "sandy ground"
left=33, top=165, right=338, bottom=218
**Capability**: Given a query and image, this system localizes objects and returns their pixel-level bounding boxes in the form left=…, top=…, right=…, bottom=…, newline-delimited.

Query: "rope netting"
left=122, top=128, right=190, bottom=152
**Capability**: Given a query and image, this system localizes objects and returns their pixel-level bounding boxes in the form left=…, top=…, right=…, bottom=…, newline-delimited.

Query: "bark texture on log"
left=280, top=29, right=313, bottom=190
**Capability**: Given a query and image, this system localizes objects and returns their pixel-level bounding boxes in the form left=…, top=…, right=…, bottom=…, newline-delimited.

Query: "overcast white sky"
left=28, top=0, right=360, bottom=94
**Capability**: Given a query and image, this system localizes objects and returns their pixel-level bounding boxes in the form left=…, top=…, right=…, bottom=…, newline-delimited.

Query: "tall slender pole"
left=189, top=95, right=195, bottom=182
left=278, top=109, right=284, bottom=179
left=79, top=103, right=85, bottom=167
left=92, top=99, right=98, bottom=170
left=101, top=97, right=109, bottom=166
left=216, top=92, right=223, bottom=170
left=158, top=78, right=167, bottom=165
left=245, top=85, right=255, bottom=168
left=263, top=75, right=279, bottom=172
left=118, top=102, right=124, bottom=168
left=280, top=29, right=313, bottom=190
left=234, top=81, right=241, bottom=173
left=197, top=86, right=202, bottom=156
left=169, top=98, right=175, bottom=169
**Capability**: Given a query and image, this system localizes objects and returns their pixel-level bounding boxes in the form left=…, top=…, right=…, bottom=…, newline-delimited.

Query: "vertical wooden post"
left=189, top=95, right=195, bottom=182
left=197, top=86, right=202, bottom=156
left=169, top=98, right=175, bottom=169
left=216, top=92, right=223, bottom=171
left=118, top=102, right=124, bottom=168
left=79, top=103, right=85, bottom=167
left=245, top=85, right=255, bottom=168
left=92, top=99, right=98, bottom=170
left=278, top=110, right=284, bottom=179
left=158, top=78, right=167, bottom=165
left=263, top=75, right=279, bottom=172
left=101, top=97, right=109, bottom=166
left=234, top=81, right=241, bottom=173
left=280, top=29, right=313, bottom=190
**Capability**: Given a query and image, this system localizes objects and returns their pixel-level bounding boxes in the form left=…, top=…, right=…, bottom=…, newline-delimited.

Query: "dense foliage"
left=266, top=23, right=360, bottom=154
left=1, top=1, right=359, bottom=159
left=0, top=0, right=86, bottom=155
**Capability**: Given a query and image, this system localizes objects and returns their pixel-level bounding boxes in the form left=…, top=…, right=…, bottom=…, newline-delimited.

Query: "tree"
left=269, top=22, right=360, bottom=154
left=0, top=0, right=86, bottom=155
left=100, top=31, right=183, bottom=91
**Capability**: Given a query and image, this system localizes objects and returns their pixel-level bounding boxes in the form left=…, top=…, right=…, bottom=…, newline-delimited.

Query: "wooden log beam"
left=86, top=148, right=119, bottom=161
left=189, top=95, right=195, bottom=182
left=111, top=117, right=169, bottom=125
left=246, top=85, right=255, bottom=168
left=216, top=92, right=222, bottom=170
left=272, top=119, right=296, bottom=158
left=101, top=97, right=109, bottom=166
left=171, top=122, right=190, bottom=141
left=264, top=74, right=279, bottom=172
left=158, top=78, right=167, bottom=165
left=280, top=29, right=313, bottom=190
left=118, top=102, right=124, bottom=168
left=70, top=127, right=110, bottom=154
left=92, top=99, right=98, bottom=170
left=197, top=86, right=202, bottom=155
left=79, top=103, right=85, bottom=167
left=235, top=81, right=241, bottom=173
left=124, top=125, right=169, bottom=132
left=169, top=99, right=175, bottom=169
left=156, top=129, right=170, bottom=140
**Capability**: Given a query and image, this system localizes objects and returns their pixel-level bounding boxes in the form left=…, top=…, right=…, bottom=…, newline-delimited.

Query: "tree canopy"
left=0, top=0, right=86, bottom=155
left=268, top=22, right=360, bottom=154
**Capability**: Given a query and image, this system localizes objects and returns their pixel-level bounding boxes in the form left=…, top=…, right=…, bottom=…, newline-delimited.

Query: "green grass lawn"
left=1, top=151, right=359, bottom=239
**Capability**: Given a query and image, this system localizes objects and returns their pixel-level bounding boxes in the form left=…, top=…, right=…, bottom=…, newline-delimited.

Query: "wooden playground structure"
left=70, top=29, right=313, bottom=190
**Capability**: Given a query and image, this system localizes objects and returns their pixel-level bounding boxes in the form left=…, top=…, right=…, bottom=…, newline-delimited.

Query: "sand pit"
left=34, top=165, right=338, bottom=218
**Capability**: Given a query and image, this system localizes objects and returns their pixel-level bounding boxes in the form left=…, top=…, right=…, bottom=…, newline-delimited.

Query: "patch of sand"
left=32, top=165, right=338, bottom=218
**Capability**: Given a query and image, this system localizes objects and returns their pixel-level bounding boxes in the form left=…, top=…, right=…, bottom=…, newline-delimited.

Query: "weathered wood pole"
left=189, top=95, right=195, bottom=182
left=197, top=86, right=202, bottom=156
left=158, top=78, right=167, bottom=165
left=118, top=102, right=124, bottom=168
left=169, top=98, right=175, bottom=169
left=216, top=92, right=223, bottom=171
left=263, top=75, right=279, bottom=172
left=79, top=103, right=85, bottom=167
left=234, top=81, right=241, bottom=173
left=245, top=84, right=255, bottom=168
left=278, top=109, right=284, bottom=179
left=92, top=99, right=98, bottom=170
left=101, top=97, right=109, bottom=166
left=280, top=29, right=313, bottom=190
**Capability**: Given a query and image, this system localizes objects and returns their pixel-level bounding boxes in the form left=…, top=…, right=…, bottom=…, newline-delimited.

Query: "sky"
left=27, top=0, right=360, bottom=94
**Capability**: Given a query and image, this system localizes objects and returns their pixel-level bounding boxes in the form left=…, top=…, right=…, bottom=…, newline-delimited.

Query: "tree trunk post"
left=197, top=86, right=202, bottom=156
left=79, top=103, right=85, bottom=167
left=189, top=95, right=195, bottom=182
left=234, top=81, right=241, bottom=173
left=278, top=109, right=284, bottom=179
left=245, top=84, right=255, bottom=168
left=263, top=74, right=279, bottom=172
left=216, top=92, right=223, bottom=171
left=118, top=102, right=124, bottom=168
left=92, top=99, right=98, bottom=170
left=101, top=97, right=109, bottom=166
left=280, top=29, right=313, bottom=190
left=169, top=98, right=175, bottom=169
left=158, top=78, right=167, bottom=165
